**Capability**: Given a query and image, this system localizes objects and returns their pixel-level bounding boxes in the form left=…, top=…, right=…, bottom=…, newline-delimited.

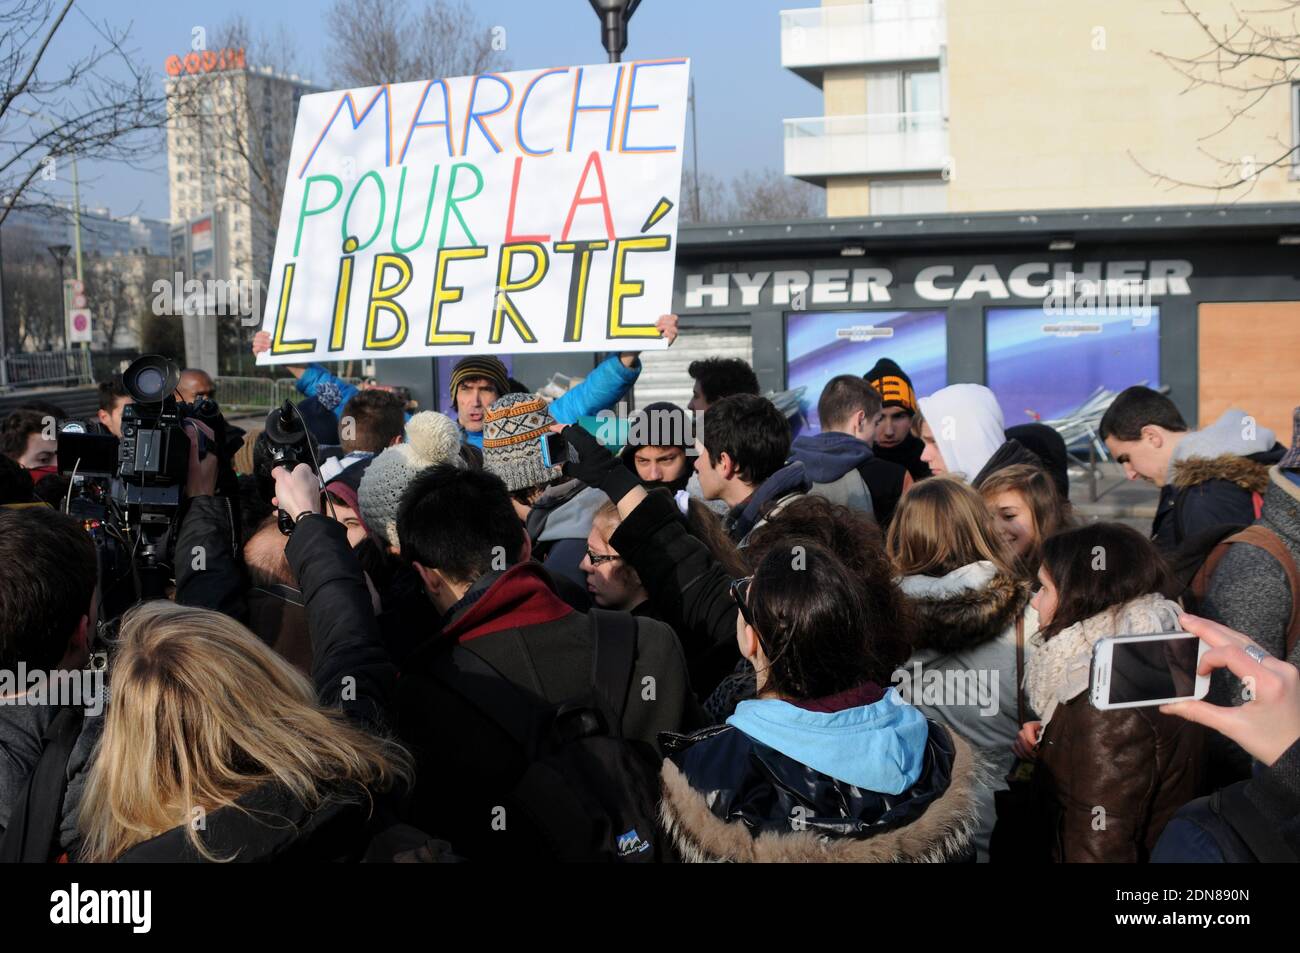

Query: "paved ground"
left=1068, top=461, right=1159, bottom=533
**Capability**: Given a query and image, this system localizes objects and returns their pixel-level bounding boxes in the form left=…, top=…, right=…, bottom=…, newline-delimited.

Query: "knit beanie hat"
left=359, top=411, right=464, bottom=547
left=449, top=356, right=509, bottom=399
left=619, top=401, right=695, bottom=469
left=1279, top=406, right=1300, bottom=471
left=481, top=392, right=565, bottom=492
left=865, top=357, right=918, bottom=415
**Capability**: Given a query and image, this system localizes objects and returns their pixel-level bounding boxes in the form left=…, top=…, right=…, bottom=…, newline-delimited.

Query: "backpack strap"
left=1196, top=526, right=1300, bottom=656
left=1013, top=614, right=1027, bottom=727
left=0, top=706, right=84, bottom=863
left=587, top=608, right=637, bottom=736
left=1212, top=781, right=1299, bottom=863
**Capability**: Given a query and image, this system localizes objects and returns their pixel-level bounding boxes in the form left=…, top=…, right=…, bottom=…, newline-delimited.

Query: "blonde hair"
left=887, top=475, right=1016, bottom=578
left=78, top=601, right=411, bottom=862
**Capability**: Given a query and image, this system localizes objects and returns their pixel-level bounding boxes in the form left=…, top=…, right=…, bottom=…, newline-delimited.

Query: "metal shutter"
left=631, top=326, right=754, bottom=410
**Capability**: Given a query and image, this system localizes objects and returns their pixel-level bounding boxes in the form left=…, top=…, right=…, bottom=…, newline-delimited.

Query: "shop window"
left=786, top=309, right=947, bottom=430
left=985, top=304, right=1160, bottom=425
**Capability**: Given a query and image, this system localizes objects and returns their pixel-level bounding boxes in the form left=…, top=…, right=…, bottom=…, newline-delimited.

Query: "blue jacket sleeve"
left=296, top=364, right=359, bottom=420
left=547, top=355, right=640, bottom=424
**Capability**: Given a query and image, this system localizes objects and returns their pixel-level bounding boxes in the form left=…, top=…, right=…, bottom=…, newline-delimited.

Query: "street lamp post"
left=588, top=0, right=641, bottom=63
left=48, top=243, right=71, bottom=358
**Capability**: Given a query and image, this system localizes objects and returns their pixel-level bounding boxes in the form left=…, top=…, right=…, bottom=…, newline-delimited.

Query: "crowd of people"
left=0, top=323, right=1297, bottom=864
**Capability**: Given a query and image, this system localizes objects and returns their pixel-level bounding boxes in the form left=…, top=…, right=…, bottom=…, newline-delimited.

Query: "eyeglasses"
left=729, top=575, right=755, bottom=628
left=585, top=549, right=622, bottom=567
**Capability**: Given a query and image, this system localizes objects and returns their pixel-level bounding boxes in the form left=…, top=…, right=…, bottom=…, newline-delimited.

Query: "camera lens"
left=134, top=367, right=166, bottom=398
left=121, top=354, right=180, bottom=404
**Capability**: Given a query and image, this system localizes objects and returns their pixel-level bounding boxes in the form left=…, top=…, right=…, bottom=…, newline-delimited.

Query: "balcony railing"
left=784, top=111, right=948, bottom=180
left=781, top=1, right=945, bottom=81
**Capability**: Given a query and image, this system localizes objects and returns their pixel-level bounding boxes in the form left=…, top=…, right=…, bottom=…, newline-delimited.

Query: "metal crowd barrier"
left=2, top=349, right=93, bottom=388
left=213, top=375, right=364, bottom=414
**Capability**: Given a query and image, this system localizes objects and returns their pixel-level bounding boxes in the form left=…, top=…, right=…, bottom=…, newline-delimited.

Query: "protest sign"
left=257, top=59, right=689, bottom=364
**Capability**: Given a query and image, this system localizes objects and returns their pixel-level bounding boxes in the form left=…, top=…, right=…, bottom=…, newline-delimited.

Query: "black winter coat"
left=394, top=561, right=704, bottom=862
left=608, top=488, right=741, bottom=698
left=175, top=494, right=247, bottom=623
left=1152, top=447, right=1284, bottom=553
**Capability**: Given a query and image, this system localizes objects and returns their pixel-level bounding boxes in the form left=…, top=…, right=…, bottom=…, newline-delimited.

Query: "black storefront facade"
left=669, top=203, right=1300, bottom=440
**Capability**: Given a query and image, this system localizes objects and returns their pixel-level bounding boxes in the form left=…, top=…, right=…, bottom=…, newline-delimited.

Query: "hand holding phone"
left=1160, top=613, right=1300, bottom=767
left=1090, top=631, right=1211, bottom=710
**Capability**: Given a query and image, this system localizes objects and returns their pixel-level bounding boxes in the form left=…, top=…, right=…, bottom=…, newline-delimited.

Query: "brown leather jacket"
left=1036, top=695, right=1206, bottom=862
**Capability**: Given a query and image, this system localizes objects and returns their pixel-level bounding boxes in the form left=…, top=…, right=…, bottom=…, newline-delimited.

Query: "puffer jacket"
left=658, top=687, right=980, bottom=863
left=897, top=561, right=1036, bottom=861
left=1025, top=594, right=1207, bottom=862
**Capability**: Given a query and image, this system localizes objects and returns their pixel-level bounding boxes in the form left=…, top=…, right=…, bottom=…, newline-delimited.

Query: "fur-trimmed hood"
left=659, top=722, right=980, bottom=863
left=1170, top=453, right=1273, bottom=494
left=1166, top=408, right=1281, bottom=490
left=898, top=561, right=1031, bottom=655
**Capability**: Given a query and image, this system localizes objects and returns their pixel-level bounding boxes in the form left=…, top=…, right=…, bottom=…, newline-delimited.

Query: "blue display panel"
left=985, top=306, right=1160, bottom=424
left=785, top=309, right=947, bottom=430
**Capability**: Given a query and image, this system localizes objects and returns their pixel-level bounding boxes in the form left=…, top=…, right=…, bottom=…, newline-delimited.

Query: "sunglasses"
left=729, top=575, right=755, bottom=629
left=585, top=548, right=622, bottom=567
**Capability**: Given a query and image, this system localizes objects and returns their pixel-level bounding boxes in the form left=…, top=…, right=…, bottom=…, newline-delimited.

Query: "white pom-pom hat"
left=359, top=410, right=464, bottom=547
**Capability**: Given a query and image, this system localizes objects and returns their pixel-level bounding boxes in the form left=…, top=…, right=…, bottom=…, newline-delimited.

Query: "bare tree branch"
left=1140, top=0, right=1300, bottom=196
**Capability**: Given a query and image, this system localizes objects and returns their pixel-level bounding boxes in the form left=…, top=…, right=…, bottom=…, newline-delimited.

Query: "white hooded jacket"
left=918, top=384, right=1006, bottom=481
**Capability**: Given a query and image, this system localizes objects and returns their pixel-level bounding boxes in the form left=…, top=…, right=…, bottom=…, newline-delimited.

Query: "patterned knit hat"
left=1279, top=406, right=1300, bottom=471
left=449, top=356, right=509, bottom=398
left=864, top=357, right=918, bottom=415
left=482, top=392, right=564, bottom=492
left=358, top=411, right=464, bottom=547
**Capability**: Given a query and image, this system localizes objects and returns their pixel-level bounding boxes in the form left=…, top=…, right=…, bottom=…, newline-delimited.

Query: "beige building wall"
left=822, top=64, right=873, bottom=215
left=945, top=0, right=1300, bottom=211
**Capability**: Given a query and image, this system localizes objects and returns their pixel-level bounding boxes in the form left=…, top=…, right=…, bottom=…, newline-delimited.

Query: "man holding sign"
left=256, top=59, right=689, bottom=373
left=252, top=313, right=677, bottom=448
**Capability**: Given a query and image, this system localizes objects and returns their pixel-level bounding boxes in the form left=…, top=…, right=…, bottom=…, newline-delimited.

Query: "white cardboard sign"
left=257, top=59, right=689, bottom=364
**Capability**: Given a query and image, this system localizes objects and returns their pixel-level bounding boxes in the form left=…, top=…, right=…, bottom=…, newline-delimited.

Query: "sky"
left=31, top=0, right=823, bottom=222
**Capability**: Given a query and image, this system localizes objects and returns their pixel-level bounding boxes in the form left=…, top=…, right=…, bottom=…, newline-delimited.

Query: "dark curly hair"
left=688, top=357, right=759, bottom=405
left=744, top=496, right=911, bottom=697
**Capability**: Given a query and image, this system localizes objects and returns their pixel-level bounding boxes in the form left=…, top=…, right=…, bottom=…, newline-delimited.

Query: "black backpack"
left=1154, top=781, right=1299, bottom=863
left=428, top=608, right=662, bottom=862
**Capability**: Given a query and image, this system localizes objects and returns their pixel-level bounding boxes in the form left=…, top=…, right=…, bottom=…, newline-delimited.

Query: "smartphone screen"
left=541, top=432, right=567, bottom=469
left=1104, top=634, right=1200, bottom=704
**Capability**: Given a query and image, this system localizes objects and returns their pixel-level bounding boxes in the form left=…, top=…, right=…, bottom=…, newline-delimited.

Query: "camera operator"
left=95, top=377, right=131, bottom=439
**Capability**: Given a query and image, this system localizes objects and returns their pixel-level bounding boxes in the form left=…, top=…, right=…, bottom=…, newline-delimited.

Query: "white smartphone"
left=1090, top=632, right=1211, bottom=710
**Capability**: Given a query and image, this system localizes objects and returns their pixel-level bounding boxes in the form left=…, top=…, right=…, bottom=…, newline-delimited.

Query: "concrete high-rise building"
left=782, top=0, right=1300, bottom=216
left=163, top=48, right=320, bottom=370
left=164, top=49, right=320, bottom=289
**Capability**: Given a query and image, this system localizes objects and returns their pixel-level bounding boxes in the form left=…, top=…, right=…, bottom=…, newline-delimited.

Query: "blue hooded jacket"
left=789, top=431, right=874, bottom=483
left=459, top=355, right=641, bottom=449
left=294, top=355, right=641, bottom=450
left=727, top=689, right=928, bottom=793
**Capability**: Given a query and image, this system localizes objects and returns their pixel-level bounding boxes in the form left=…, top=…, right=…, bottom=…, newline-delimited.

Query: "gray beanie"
left=358, top=410, right=464, bottom=547
left=482, top=392, right=565, bottom=492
